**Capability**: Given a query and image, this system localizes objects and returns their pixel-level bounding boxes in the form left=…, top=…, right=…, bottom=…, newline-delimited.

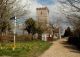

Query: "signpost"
left=10, top=16, right=16, bottom=50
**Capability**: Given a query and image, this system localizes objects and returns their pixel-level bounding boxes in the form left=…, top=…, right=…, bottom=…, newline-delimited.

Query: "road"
left=39, top=39, right=80, bottom=57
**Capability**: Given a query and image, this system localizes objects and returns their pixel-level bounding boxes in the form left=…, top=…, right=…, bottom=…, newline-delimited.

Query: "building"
left=36, top=7, right=61, bottom=41
left=36, top=7, right=54, bottom=41
left=36, top=7, right=49, bottom=26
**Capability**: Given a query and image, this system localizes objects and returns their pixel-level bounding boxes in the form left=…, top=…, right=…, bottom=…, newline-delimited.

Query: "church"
left=36, top=7, right=60, bottom=41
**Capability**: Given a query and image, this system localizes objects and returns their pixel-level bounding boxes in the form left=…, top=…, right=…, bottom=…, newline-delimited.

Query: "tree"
left=25, top=18, right=36, bottom=35
left=59, top=0, right=80, bottom=48
left=24, top=18, right=44, bottom=40
left=59, top=0, right=80, bottom=28
left=68, top=26, right=80, bottom=48
left=64, top=27, right=72, bottom=37
left=25, top=18, right=44, bottom=35
left=0, top=0, right=30, bottom=34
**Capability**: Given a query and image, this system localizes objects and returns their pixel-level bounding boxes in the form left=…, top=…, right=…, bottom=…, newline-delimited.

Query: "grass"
left=0, top=40, right=52, bottom=57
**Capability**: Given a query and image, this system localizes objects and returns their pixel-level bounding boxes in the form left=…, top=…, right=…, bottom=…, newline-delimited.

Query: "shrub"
left=64, top=27, right=72, bottom=37
left=68, top=27, right=80, bottom=48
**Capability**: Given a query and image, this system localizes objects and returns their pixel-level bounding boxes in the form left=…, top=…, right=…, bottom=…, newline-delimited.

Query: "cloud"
left=28, top=0, right=42, bottom=19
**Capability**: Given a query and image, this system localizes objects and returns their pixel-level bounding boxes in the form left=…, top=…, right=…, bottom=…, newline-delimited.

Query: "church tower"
left=36, top=7, right=49, bottom=26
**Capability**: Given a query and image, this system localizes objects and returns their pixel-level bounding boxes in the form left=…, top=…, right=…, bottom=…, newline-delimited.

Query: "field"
left=0, top=40, right=52, bottom=57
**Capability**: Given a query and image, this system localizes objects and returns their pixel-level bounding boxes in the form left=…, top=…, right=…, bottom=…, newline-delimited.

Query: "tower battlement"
left=36, top=7, right=49, bottom=13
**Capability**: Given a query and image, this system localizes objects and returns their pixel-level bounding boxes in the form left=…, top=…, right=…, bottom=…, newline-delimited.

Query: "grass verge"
left=0, top=40, right=52, bottom=57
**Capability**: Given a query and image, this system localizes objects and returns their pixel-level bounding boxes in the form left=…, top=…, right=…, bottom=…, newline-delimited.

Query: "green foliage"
left=25, top=18, right=36, bottom=34
left=0, top=41, right=51, bottom=57
left=68, top=27, right=80, bottom=48
left=64, top=27, right=72, bottom=37
left=25, top=18, right=43, bottom=35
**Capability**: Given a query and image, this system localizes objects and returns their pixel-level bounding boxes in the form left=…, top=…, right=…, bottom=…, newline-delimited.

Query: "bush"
left=68, top=27, right=80, bottom=48
left=64, top=27, right=72, bottom=37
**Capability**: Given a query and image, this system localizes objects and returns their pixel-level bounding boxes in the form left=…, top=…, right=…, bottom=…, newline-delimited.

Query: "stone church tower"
left=36, top=7, right=49, bottom=26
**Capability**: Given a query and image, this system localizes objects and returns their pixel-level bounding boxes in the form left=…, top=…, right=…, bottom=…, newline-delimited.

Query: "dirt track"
left=39, top=39, right=80, bottom=57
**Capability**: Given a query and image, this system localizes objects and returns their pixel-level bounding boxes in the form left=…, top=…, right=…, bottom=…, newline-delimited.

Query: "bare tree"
left=0, top=0, right=31, bottom=34
left=58, top=0, right=80, bottom=28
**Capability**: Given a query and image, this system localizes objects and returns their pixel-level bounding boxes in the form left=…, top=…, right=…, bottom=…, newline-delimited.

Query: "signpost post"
left=10, top=16, right=16, bottom=51
left=13, top=17, right=16, bottom=50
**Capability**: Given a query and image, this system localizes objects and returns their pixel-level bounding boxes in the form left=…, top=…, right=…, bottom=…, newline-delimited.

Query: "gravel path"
left=39, top=39, right=80, bottom=57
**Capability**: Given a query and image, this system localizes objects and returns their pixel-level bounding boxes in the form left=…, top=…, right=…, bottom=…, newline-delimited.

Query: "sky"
left=37, top=0, right=55, bottom=5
